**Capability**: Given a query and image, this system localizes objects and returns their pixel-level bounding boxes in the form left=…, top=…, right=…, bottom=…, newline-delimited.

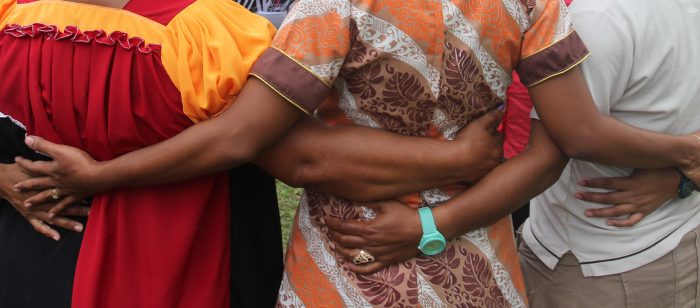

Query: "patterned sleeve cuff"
left=249, top=47, right=331, bottom=115
left=517, top=31, right=590, bottom=87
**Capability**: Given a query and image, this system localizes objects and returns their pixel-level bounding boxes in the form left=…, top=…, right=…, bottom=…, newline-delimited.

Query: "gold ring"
left=51, top=188, right=61, bottom=200
left=352, top=250, right=375, bottom=265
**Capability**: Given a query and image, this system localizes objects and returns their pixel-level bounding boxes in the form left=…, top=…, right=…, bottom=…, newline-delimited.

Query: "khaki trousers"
left=518, top=226, right=700, bottom=308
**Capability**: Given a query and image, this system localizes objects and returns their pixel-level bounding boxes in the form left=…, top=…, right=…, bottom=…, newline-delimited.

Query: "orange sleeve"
left=249, top=1, right=353, bottom=114
left=161, top=0, right=276, bottom=123
left=516, top=0, right=589, bottom=87
left=0, top=0, right=16, bottom=24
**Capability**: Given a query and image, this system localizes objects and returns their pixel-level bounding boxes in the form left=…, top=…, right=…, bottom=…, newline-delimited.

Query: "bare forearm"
left=529, top=67, right=699, bottom=170
left=99, top=78, right=302, bottom=189
left=255, top=119, right=470, bottom=201
left=255, top=109, right=506, bottom=202
left=432, top=122, right=568, bottom=239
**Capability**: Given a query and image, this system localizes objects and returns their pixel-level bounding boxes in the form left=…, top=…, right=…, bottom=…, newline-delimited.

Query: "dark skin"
left=0, top=163, right=89, bottom=240
left=324, top=66, right=700, bottom=274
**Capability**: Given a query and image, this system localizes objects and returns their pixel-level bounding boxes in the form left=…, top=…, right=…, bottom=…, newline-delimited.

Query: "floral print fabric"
left=253, top=0, right=589, bottom=307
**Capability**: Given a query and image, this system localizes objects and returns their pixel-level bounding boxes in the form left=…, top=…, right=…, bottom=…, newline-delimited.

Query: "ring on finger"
left=352, top=250, right=375, bottom=265
left=51, top=188, right=61, bottom=200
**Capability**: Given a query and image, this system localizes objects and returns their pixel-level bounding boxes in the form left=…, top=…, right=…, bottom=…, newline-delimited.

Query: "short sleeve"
left=249, top=0, right=353, bottom=115
left=0, top=0, right=15, bottom=24
left=516, top=0, right=589, bottom=87
left=569, top=3, right=633, bottom=114
left=161, top=0, right=276, bottom=123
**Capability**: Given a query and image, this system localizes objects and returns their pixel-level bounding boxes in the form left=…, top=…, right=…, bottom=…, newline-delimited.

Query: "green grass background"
left=276, top=181, right=302, bottom=247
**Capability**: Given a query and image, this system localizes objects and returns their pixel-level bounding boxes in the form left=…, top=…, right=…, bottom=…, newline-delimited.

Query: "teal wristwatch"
left=418, top=207, right=446, bottom=255
left=678, top=170, right=698, bottom=199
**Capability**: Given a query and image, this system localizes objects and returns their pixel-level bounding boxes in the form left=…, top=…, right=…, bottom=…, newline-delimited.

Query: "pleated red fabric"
left=0, top=17, right=230, bottom=308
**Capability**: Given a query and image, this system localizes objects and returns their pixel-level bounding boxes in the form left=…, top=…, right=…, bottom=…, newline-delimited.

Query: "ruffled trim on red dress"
left=3, top=23, right=161, bottom=54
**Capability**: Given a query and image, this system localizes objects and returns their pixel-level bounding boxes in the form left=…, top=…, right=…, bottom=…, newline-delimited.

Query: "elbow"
left=554, top=128, right=597, bottom=160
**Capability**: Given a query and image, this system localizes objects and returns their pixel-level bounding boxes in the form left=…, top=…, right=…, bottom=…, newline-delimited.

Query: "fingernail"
left=48, top=213, right=55, bottom=219
left=86, top=209, right=90, bottom=216
left=606, top=221, right=614, bottom=226
left=24, top=136, right=34, bottom=147
left=578, top=179, right=588, bottom=186
left=52, top=235, right=60, bottom=241
left=584, top=210, right=593, bottom=217
left=74, top=225, right=83, bottom=232
left=24, top=202, right=31, bottom=208
left=575, top=193, right=584, bottom=199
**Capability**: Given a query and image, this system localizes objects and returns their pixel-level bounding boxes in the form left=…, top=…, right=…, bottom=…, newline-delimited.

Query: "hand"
left=454, top=108, right=504, bottom=183
left=14, top=136, right=106, bottom=217
left=324, top=200, right=422, bottom=274
left=0, top=163, right=88, bottom=240
left=576, top=168, right=679, bottom=227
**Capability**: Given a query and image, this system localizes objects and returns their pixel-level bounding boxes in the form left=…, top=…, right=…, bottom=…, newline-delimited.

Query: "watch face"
left=420, top=237, right=446, bottom=256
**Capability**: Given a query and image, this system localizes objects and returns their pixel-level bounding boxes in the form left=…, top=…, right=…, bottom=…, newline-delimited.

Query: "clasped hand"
left=0, top=162, right=88, bottom=240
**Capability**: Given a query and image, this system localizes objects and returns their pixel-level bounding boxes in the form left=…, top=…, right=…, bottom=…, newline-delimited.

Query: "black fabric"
left=512, top=202, right=530, bottom=231
left=228, top=164, right=284, bottom=308
left=0, top=116, right=82, bottom=308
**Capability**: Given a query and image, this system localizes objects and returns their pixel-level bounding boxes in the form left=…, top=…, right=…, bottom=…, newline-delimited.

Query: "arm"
left=325, top=120, right=566, bottom=273
left=16, top=99, right=503, bottom=206
left=255, top=109, right=503, bottom=202
left=17, top=78, right=303, bottom=197
left=434, top=120, right=567, bottom=239
left=528, top=66, right=700, bottom=170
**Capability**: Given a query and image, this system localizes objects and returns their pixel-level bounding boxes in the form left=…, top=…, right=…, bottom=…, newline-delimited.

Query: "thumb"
left=473, top=108, right=503, bottom=131
left=25, top=135, right=59, bottom=158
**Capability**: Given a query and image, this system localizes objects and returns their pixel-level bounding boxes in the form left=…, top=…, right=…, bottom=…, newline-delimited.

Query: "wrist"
left=432, top=205, right=461, bottom=241
left=92, top=160, right=120, bottom=193
left=679, top=134, right=700, bottom=173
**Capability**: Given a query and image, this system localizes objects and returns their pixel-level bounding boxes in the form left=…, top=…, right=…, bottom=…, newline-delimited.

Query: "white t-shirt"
left=524, top=0, right=700, bottom=277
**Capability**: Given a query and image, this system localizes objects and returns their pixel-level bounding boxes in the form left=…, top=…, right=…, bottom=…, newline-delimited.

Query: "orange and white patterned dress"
left=250, top=0, right=588, bottom=307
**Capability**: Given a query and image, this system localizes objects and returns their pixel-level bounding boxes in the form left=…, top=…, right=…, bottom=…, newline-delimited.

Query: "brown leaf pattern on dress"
left=437, top=42, right=500, bottom=130
left=460, top=246, right=507, bottom=307
left=297, top=31, right=514, bottom=308
left=356, top=265, right=406, bottom=307
left=519, top=0, right=538, bottom=15
left=415, top=246, right=460, bottom=289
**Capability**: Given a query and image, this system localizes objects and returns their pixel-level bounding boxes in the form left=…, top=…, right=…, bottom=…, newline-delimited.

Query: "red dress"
left=0, top=0, right=275, bottom=307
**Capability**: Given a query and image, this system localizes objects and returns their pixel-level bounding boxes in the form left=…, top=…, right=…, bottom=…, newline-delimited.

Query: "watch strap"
left=418, top=207, right=438, bottom=234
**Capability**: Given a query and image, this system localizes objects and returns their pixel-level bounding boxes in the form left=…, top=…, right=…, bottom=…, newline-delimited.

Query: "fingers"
left=324, top=217, right=368, bottom=236
left=14, top=157, right=55, bottom=177
left=578, top=177, right=629, bottom=191
left=16, top=175, right=56, bottom=191
left=576, top=190, right=630, bottom=206
left=48, top=215, right=84, bottom=232
left=474, top=108, right=503, bottom=130
left=345, top=261, right=387, bottom=275
left=27, top=218, right=60, bottom=241
left=22, top=187, right=59, bottom=207
left=48, top=197, right=77, bottom=218
left=606, top=213, right=645, bottom=227
left=329, top=231, right=366, bottom=248
left=23, top=135, right=61, bottom=158
left=584, top=204, right=636, bottom=218
left=60, top=204, right=90, bottom=217
left=333, top=245, right=362, bottom=264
